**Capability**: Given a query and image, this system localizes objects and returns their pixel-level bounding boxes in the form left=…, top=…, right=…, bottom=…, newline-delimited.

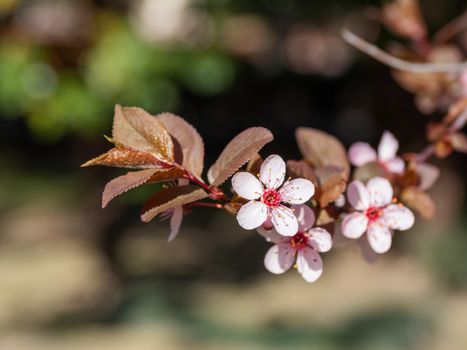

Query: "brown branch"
left=341, top=29, right=467, bottom=74
left=433, top=11, right=467, bottom=45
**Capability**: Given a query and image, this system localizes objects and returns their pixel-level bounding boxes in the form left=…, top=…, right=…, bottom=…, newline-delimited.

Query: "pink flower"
left=232, top=155, right=315, bottom=236
left=341, top=177, right=415, bottom=254
left=258, top=204, right=332, bottom=283
left=461, top=69, right=467, bottom=96
left=348, top=131, right=405, bottom=174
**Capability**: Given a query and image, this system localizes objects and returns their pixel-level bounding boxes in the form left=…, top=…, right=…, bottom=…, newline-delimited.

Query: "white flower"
left=258, top=204, right=332, bottom=283
left=341, top=177, right=415, bottom=254
left=232, top=155, right=315, bottom=236
left=348, top=131, right=405, bottom=174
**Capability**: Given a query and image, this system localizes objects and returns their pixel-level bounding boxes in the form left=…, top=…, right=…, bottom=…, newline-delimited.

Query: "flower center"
left=290, top=232, right=308, bottom=251
left=365, top=206, right=382, bottom=222
left=261, top=188, right=281, bottom=207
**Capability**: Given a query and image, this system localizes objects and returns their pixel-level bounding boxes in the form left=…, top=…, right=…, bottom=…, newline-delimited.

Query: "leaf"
left=141, top=185, right=208, bottom=222
left=112, top=105, right=174, bottom=161
left=246, top=153, right=263, bottom=175
left=401, top=186, right=435, bottom=220
left=157, top=113, right=204, bottom=176
left=450, top=132, right=467, bottom=154
left=102, top=167, right=186, bottom=208
left=295, top=127, right=350, bottom=177
left=315, top=166, right=347, bottom=208
left=353, top=162, right=387, bottom=183
left=81, top=146, right=169, bottom=169
left=286, top=160, right=319, bottom=186
left=207, top=127, right=273, bottom=186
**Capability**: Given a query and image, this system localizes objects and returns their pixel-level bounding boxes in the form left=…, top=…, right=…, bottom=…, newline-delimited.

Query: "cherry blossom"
left=341, top=177, right=415, bottom=254
left=232, top=155, right=315, bottom=236
left=258, top=204, right=332, bottom=283
left=348, top=131, right=405, bottom=174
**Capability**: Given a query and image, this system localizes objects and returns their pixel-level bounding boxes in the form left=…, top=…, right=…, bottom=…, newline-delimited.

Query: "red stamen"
left=365, top=206, right=382, bottom=222
left=289, top=232, right=308, bottom=251
left=261, top=188, right=281, bottom=207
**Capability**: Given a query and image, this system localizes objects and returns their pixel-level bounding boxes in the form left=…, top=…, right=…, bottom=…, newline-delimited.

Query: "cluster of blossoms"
left=230, top=152, right=414, bottom=283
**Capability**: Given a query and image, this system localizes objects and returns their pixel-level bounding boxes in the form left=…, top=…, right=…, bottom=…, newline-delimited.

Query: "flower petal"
left=367, top=222, right=392, bottom=254
left=296, top=247, right=323, bottom=283
left=280, top=178, right=315, bottom=204
left=259, top=154, right=286, bottom=189
left=291, top=204, right=315, bottom=232
left=341, top=212, right=368, bottom=239
left=347, top=180, right=370, bottom=210
left=231, top=172, right=262, bottom=200
left=236, top=200, right=268, bottom=230
left=264, top=243, right=295, bottom=274
left=348, top=142, right=377, bottom=166
left=384, top=157, right=405, bottom=174
left=257, top=219, right=284, bottom=244
left=417, top=163, right=439, bottom=191
left=308, top=228, right=332, bottom=253
left=271, top=205, right=299, bottom=236
left=358, top=237, right=380, bottom=264
left=378, top=131, right=399, bottom=162
left=367, top=177, right=393, bottom=207
left=381, top=204, right=415, bottom=231
left=168, top=206, right=183, bottom=242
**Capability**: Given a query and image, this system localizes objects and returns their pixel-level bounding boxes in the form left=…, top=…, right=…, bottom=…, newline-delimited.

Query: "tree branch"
left=341, top=29, right=467, bottom=74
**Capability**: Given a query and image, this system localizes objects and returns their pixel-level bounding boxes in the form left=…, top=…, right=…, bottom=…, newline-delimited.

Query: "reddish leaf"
left=102, top=167, right=186, bottom=208
left=207, top=127, right=274, bottom=186
left=157, top=113, right=204, bottom=176
left=286, top=160, right=319, bottom=186
left=81, top=146, right=169, bottom=169
left=450, top=132, right=467, bottom=154
left=112, top=105, right=174, bottom=161
left=315, top=166, right=347, bottom=208
left=141, top=185, right=208, bottom=222
left=246, top=153, right=263, bottom=175
left=401, top=186, right=435, bottom=220
left=295, top=127, right=350, bottom=177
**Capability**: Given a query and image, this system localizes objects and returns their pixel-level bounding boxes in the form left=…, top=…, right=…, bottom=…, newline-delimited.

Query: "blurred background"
left=0, top=0, right=466, bottom=349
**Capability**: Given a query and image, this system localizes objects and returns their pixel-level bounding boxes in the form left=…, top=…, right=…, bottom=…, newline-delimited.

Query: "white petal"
left=348, top=142, right=377, bottom=166
left=378, top=131, right=399, bottom=162
left=280, top=178, right=315, bottom=204
left=341, top=212, right=368, bottom=239
left=367, top=222, right=392, bottom=254
left=291, top=204, right=315, bottom=232
left=259, top=154, right=286, bottom=189
left=384, top=157, right=405, bottom=174
left=231, top=172, right=262, bottom=200
left=257, top=220, right=284, bottom=244
left=264, top=243, right=295, bottom=274
left=358, top=237, right=380, bottom=264
left=296, top=247, right=323, bottom=283
left=417, top=163, right=439, bottom=191
left=367, top=177, right=393, bottom=207
left=381, top=204, right=415, bottom=231
left=347, top=180, right=370, bottom=210
left=271, top=205, right=299, bottom=236
left=168, top=206, right=183, bottom=242
left=308, top=228, right=333, bottom=253
left=236, top=200, right=268, bottom=230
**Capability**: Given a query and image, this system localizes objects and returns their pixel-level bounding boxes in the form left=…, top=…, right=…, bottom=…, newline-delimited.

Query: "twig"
left=433, top=11, right=467, bottom=45
left=341, top=29, right=467, bottom=74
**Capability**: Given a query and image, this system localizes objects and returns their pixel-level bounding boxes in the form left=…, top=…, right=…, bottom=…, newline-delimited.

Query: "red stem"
left=191, top=202, right=223, bottom=209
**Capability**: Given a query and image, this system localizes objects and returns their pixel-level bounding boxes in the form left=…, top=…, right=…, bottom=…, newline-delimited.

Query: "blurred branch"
left=341, top=29, right=467, bottom=74
left=433, top=11, right=467, bottom=45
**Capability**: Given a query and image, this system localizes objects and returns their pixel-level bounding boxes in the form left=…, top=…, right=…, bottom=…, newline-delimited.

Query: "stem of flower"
left=191, top=202, right=224, bottom=209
